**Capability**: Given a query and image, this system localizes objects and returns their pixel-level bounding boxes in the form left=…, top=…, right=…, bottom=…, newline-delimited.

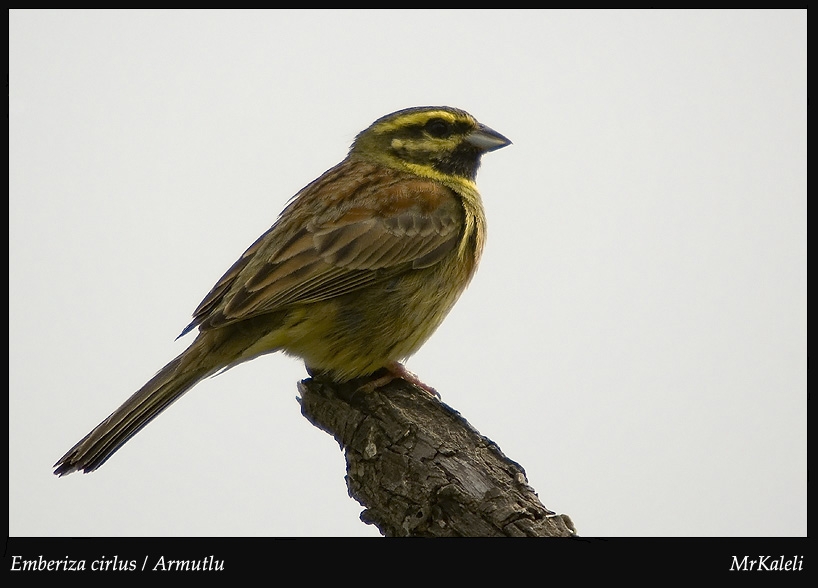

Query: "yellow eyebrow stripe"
left=373, top=109, right=463, bottom=134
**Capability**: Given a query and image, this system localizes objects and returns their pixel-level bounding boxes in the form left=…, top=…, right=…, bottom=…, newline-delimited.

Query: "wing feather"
left=185, top=160, right=465, bottom=333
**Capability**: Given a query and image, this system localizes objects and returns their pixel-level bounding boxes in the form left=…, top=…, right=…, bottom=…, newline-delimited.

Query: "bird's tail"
left=54, top=333, right=223, bottom=476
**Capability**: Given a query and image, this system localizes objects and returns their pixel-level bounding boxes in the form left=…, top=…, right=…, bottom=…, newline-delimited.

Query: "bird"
left=53, top=106, right=511, bottom=476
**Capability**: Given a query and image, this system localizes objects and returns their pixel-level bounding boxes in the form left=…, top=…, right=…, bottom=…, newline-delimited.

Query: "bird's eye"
left=425, top=118, right=451, bottom=138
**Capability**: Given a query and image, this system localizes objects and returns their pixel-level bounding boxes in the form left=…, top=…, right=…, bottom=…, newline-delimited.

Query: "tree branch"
left=297, top=375, right=577, bottom=537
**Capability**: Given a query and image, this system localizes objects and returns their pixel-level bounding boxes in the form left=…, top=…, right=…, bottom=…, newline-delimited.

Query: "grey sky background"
left=10, top=10, right=805, bottom=537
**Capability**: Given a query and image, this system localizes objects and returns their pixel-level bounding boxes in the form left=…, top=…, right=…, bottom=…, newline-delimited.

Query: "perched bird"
left=54, top=106, right=511, bottom=476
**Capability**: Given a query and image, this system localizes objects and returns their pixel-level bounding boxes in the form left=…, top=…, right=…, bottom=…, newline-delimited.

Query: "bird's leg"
left=359, top=361, right=440, bottom=398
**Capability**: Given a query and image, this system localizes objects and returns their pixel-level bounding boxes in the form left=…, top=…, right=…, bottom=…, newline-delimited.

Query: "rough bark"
left=297, top=375, right=577, bottom=537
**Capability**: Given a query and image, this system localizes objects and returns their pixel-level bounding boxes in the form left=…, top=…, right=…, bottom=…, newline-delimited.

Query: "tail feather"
left=54, top=336, right=219, bottom=476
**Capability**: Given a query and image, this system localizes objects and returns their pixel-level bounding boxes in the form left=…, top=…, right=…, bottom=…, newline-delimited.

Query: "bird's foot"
left=358, top=361, right=440, bottom=398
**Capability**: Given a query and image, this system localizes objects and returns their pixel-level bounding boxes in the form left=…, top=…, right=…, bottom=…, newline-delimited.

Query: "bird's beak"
left=466, top=124, right=512, bottom=153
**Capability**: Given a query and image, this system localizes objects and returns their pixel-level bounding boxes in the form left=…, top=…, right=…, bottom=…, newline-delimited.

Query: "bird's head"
left=351, top=106, right=511, bottom=183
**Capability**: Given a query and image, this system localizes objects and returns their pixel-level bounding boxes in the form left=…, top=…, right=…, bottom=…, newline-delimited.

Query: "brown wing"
left=180, top=159, right=464, bottom=335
